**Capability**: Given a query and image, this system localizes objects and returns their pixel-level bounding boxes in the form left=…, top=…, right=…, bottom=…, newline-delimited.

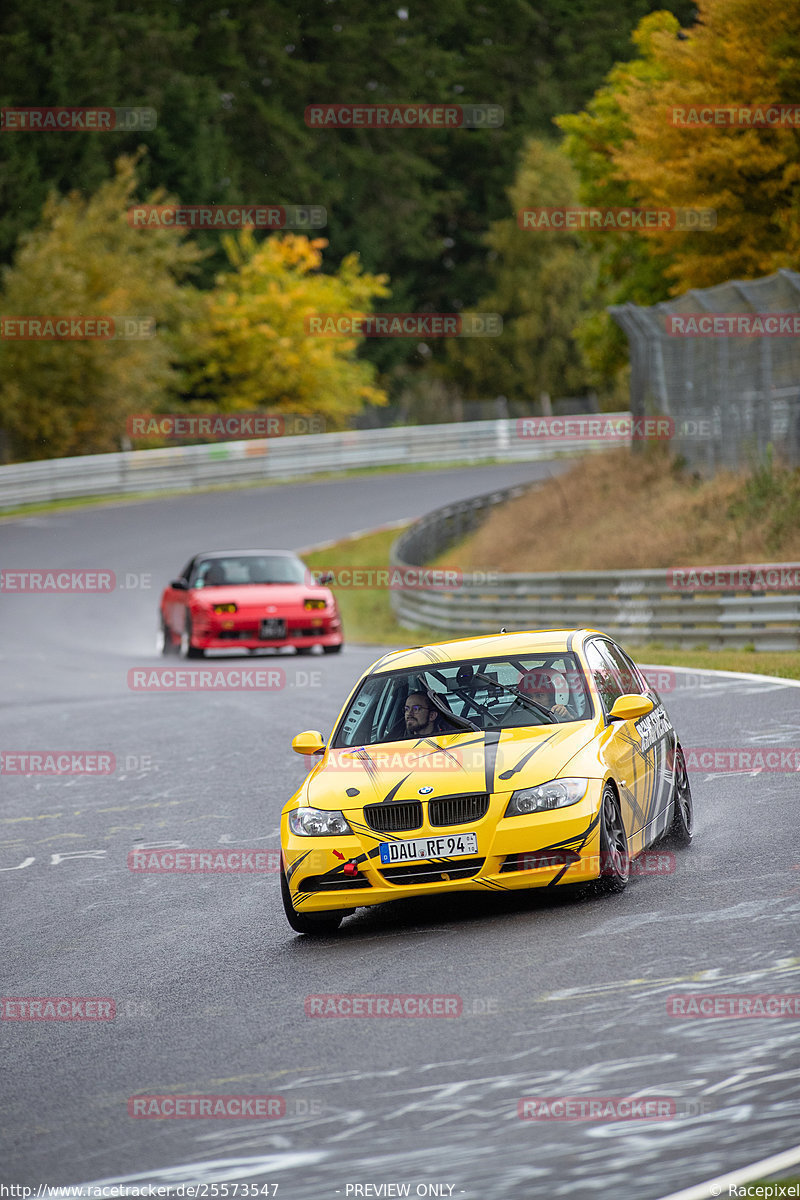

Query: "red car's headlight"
left=303, top=598, right=327, bottom=611
left=213, top=603, right=238, bottom=614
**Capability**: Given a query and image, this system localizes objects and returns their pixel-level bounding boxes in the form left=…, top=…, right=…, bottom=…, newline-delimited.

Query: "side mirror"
left=170, top=578, right=189, bottom=591
left=292, top=730, right=326, bottom=756
left=608, top=694, right=655, bottom=722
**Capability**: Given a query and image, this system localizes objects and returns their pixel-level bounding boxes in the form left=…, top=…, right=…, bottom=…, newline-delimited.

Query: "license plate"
left=259, top=618, right=286, bottom=638
left=379, top=832, right=478, bottom=865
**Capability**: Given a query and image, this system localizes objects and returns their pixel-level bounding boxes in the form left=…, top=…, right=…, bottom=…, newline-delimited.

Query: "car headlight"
left=289, top=807, right=353, bottom=836
left=303, top=598, right=327, bottom=610
left=213, top=603, right=238, bottom=614
left=504, top=778, right=588, bottom=816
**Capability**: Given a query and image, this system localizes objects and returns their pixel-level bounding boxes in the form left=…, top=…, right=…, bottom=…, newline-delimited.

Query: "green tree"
left=0, top=156, right=203, bottom=461
left=0, top=0, right=697, bottom=391
left=557, top=12, right=680, bottom=386
left=447, top=138, right=598, bottom=406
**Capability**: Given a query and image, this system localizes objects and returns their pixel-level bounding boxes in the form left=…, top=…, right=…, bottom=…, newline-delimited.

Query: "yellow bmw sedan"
left=279, top=628, right=693, bottom=934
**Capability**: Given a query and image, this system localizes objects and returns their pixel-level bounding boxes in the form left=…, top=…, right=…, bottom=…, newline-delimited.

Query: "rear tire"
left=157, top=618, right=177, bottom=657
left=664, top=744, right=693, bottom=847
left=596, top=784, right=629, bottom=894
left=280, top=868, right=345, bottom=935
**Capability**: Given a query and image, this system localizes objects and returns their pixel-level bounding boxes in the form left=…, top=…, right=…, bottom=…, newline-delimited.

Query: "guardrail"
left=390, top=490, right=800, bottom=650
left=0, top=416, right=629, bottom=509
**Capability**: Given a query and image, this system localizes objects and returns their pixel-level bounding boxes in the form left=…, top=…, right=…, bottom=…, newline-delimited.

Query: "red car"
left=157, top=550, right=343, bottom=658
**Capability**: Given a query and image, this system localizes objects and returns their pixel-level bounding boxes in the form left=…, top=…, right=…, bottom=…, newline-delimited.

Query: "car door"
left=603, top=639, right=676, bottom=845
left=584, top=639, right=650, bottom=857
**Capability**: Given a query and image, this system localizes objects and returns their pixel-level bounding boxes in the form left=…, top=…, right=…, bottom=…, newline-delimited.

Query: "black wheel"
left=280, top=869, right=345, bottom=936
left=156, top=618, right=177, bottom=656
left=322, top=643, right=343, bottom=655
left=596, top=784, right=630, bottom=894
left=664, top=744, right=693, bottom=847
left=295, top=646, right=314, bottom=656
left=180, top=616, right=204, bottom=659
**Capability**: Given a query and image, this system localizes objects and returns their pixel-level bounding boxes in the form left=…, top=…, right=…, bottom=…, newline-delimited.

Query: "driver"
left=518, top=669, right=571, bottom=720
left=403, top=691, right=450, bottom=737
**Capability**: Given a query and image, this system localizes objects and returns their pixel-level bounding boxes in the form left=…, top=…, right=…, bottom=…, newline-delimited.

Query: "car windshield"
left=191, top=555, right=307, bottom=587
left=331, top=653, right=593, bottom=748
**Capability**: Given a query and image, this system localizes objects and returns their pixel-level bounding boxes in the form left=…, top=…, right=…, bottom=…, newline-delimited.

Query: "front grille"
left=500, top=849, right=580, bottom=874
left=299, top=873, right=372, bottom=891
left=379, top=857, right=485, bottom=885
left=364, top=801, right=423, bottom=833
left=429, top=793, right=490, bottom=827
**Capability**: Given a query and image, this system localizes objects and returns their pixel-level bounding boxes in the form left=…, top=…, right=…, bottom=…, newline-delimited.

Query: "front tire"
left=280, top=868, right=345, bottom=936
left=596, top=784, right=629, bottom=894
left=180, top=616, right=204, bottom=659
left=323, top=643, right=343, bottom=655
left=664, top=745, right=693, bottom=847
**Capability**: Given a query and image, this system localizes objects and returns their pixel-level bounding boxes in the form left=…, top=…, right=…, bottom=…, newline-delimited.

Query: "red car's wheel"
left=157, top=618, right=177, bottom=657
left=322, top=643, right=343, bottom=654
left=180, top=616, right=204, bottom=659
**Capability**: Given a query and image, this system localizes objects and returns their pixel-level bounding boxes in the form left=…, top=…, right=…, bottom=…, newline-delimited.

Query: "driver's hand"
left=551, top=703, right=570, bottom=718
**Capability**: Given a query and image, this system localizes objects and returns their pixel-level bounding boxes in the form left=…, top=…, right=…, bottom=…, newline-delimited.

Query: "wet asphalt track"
left=1, top=462, right=799, bottom=1198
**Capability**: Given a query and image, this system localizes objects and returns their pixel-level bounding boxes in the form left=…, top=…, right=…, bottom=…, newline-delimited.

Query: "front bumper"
left=193, top=616, right=342, bottom=650
left=281, top=785, right=605, bottom=913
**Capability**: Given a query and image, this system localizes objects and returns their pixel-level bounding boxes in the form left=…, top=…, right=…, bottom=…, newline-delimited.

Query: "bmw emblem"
left=418, top=786, right=434, bottom=795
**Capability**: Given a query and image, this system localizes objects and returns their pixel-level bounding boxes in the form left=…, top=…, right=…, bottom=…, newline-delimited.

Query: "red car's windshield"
left=191, top=555, right=307, bottom=587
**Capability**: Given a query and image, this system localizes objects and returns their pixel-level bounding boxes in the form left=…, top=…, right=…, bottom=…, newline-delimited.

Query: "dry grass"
left=437, top=447, right=800, bottom=573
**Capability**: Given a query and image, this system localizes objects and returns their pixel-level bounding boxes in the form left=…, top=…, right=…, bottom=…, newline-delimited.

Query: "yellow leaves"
left=0, top=155, right=206, bottom=460
left=188, top=231, right=389, bottom=424
left=609, top=0, right=800, bottom=290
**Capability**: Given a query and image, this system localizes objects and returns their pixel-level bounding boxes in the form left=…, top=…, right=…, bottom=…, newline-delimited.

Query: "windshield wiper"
left=471, top=671, right=557, bottom=723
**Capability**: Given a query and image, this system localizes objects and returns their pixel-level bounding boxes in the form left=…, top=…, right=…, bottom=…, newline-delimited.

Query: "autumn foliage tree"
left=610, top=0, right=800, bottom=291
left=556, top=0, right=800, bottom=388
left=0, top=156, right=203, bottom=460
left=186, top=230, right=389, bottom=426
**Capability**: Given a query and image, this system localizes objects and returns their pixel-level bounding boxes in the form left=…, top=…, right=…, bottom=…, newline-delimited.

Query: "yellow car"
left=279, top=628, right=693, bottom=934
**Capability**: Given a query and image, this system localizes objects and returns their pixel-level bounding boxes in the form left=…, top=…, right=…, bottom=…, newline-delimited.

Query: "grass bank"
left=300, top=525, right=800, bottom=679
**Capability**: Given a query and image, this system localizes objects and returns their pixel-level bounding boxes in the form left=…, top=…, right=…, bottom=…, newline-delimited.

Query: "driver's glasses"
left=404, top=704, right=426, bottom=715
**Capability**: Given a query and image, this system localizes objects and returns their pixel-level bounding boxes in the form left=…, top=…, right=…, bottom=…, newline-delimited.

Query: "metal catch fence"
left=610, top=268, right=800, bottom=474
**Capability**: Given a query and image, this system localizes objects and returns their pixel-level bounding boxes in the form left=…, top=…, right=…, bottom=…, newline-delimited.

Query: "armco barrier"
left=0, top=417, right=627, bottom=509
left=389, top=491, right=800, bottom=650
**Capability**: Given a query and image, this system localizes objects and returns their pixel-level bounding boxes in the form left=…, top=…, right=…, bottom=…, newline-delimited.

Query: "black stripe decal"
left=498, top=732, right=559, bottom=781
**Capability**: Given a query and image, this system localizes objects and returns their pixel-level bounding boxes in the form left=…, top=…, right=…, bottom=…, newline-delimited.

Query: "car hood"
left=192, top=584, right=330, bottom=606
left=306, top=723, right=599, bottom=808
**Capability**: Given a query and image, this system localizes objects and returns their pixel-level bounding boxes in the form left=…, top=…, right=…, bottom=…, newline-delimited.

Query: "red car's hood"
left=192, top=584, right=331, bottom=607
